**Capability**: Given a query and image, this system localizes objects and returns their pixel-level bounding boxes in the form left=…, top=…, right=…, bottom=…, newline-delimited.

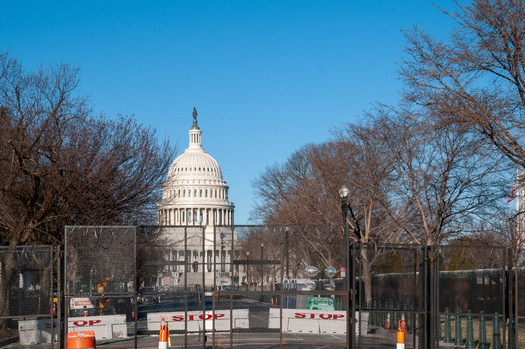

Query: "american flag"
left=507, top=182, right=517, bottom=203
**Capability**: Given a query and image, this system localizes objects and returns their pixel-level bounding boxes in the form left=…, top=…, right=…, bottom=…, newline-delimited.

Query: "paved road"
left=3, top=297, right=498, bottom=348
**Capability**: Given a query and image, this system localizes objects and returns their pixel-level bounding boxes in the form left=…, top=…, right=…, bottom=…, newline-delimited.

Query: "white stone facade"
left=156, top=110, right=236, bottom=288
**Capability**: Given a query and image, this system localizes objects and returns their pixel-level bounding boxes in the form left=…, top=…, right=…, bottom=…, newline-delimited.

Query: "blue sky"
left=1, top=0, right=459, bottom=224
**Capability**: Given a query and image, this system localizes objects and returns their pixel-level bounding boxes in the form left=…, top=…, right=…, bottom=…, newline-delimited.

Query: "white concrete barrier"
left=68, top=314, right=127, bottom=339
left=18, top=319, right=58, bottom=345
left=147, top=310, right=249, bottom=332
left=268, top=309, right=368, bottom=335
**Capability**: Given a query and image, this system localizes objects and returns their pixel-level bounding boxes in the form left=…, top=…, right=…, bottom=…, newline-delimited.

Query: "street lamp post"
left=285, top=228, right=290, bottom=280
left=246, top=251, right=250, bottom=291
left=339, top=185, right=350, bottom=226
left=339, top=185, right=354, bottom=349
left=260, top=243, right=264, bottom=291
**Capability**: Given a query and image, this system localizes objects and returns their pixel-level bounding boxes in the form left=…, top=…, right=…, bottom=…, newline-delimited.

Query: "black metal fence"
left=1, top=226, right=524, bottom=348
left=0, top=245, right=58, bottom=347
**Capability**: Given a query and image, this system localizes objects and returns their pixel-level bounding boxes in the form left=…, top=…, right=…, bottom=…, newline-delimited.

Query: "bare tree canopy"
left=252, top=142, right=347, bottom=226
left=0, top=53, right=177, bottom=245
left=251, top=132, right=398, bottom=273
left=401, top=0, right=525, bottom=168
left=367, top=107, right=511, bottom=245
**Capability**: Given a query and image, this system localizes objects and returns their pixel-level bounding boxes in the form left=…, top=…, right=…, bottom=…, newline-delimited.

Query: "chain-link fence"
left=2, top=226, right=524, bottom=348
left=0, top=245, right=58, bottom=347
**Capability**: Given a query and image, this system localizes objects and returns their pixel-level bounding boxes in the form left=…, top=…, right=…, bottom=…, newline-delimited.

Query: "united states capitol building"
left=156, top=109, right=237, bottom=288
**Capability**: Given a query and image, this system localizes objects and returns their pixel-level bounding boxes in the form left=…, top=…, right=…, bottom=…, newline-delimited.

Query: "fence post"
left=510, top=316, right=516, bottom=349
left=436, top=308, right=441, bottom=343
left=478, top=310, right=488, bottom=349
left=493, top=312, right=501, bottom=349
left=507, top=248, right=514, bottom=349
left=465, top=309, right=475, bottom=349
left=443, top=307, right=452, bottom=343
left=454, top=307, right=462, bottom=346
left=424, top=245, right=439, bottom=349
left=58, top=244, right=66, bottom=349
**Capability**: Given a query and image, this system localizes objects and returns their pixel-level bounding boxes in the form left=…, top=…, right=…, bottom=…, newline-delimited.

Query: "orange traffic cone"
left=396, top=320, right=405, bottom=349
left=159, top=325, right=168, bottom=349
left=271, top=297, right=274, bottom=306
left=385, top=313, right=391, bottom=329
left=67, top=331, right=96, bottom=349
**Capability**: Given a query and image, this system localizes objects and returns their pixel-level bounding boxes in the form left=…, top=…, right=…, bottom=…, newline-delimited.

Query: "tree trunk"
left=0, top=251, right=16, bottom=330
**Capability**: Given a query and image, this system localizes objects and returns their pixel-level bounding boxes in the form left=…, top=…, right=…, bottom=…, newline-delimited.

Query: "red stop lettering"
left=295, top=313, right=306, bottom=318
left=172, top=315, right=184, bottom=321
left=319, top=314, right=332, bottom=319
left=73, top=320, right=88, bottom=326
left=215, top=313, right=225, bottom=319
left=332, top=314, right=344, bottom=320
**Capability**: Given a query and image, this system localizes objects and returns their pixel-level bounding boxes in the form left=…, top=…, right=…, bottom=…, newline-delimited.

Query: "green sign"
left=307, top=297, right=334, bottom=310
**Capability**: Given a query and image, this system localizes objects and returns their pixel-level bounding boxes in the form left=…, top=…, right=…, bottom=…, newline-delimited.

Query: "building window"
left=185, top=251, right=191, bottom=272
left=207, top=251, right=212, bottom=272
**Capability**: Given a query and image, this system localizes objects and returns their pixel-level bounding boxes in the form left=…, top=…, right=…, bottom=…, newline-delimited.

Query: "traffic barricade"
left=147, top=310, right=249, bottom=332
left=68, top=315, right=126, bottom=340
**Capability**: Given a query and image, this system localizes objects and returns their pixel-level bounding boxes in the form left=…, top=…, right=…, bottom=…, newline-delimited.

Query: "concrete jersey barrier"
left=18, top=319, right=59, bottom=345
left=269, top=308, right=346, bottom=334
left=68, top=314, right=127, bottom=340
left=147, top=309, right=249, bottom=332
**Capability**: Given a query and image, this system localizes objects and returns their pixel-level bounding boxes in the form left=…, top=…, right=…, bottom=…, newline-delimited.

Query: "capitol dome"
left=167, top=145, right=223, bottom=181
left=157, top=109, right=234, bottom=226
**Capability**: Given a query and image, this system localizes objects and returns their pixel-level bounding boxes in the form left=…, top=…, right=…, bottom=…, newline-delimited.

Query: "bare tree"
left=401, top=0, right=525, bottom=168
left=0, top=53, right=176, bottom=246
left=0, top=53, right=176, bottom=326
left=252, top=135, right=397, bottom=300
left=369, top=107, right=511, bottom=246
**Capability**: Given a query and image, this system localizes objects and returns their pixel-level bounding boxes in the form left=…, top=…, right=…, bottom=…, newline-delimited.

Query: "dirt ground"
left=0, top=328, right=18, bottom=339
